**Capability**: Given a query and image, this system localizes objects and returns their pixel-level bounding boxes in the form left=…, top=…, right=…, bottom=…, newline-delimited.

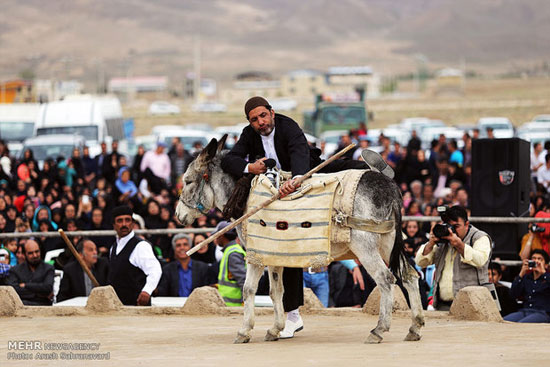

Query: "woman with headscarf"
left=31, top=205, right=58, bottom=232
left=56, top=160, right=77, bottom=188
left=114, top=166, right=138, bottom=204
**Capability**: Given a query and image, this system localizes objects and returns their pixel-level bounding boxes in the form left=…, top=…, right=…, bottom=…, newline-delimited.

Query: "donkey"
left=175, top=135, right=424, bottom=344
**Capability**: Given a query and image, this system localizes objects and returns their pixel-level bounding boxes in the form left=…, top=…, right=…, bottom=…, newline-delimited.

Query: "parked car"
left=191, top=102, right=227, bottom=113
left=517, top=121, right=550, bottom=135
left=420, top=126, right=465, bottom=149
left=154, top=129, right=218, bottom=155
left=270, top=98, right=298, bottom=111
left=148, top=101, right=181, bottom=115
left=367, top=127, right=409, bottom=146
left=477, top=117, right=514, bottom=138
left=531, top=115, right=550, bottom=123
left=517, top=130, right=550, bottom=145
left=22, top=134, right=86, bottom=169
left=399, top=117, right=445, bottom=135
left=319, top=130, right=348, bottom=157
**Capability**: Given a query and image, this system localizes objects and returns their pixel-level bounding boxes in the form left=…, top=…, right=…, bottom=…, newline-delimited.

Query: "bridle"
left=193, top=168, right=212, bottom=215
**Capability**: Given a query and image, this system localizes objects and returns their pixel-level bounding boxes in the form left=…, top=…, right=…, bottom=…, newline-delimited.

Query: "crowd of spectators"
left=0, top=126, right=549, bottom=318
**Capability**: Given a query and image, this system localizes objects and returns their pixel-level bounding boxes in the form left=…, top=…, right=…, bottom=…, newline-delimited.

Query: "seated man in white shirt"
left=415, top=205, right=492, bottom=310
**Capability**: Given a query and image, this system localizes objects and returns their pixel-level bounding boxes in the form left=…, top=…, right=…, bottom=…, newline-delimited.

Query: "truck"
left=303, top=91, right=368, bottom=138
left=0, top=103, right=40, bottom=156
left=34, top=95, right=126, bottom=156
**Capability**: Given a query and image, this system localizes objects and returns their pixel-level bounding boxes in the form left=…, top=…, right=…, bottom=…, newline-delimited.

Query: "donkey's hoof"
left=404, top=331, right=422, bottom=341
left=234, top=333, right=251, bottom=344
left=264, top=329, right=279, bottom=342
left=365, top=332, right=383, bottom=344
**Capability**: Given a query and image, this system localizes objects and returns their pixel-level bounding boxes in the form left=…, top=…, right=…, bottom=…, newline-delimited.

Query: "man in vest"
left=109, top=205, right=162, bottom=306
left=415, top=205, right=492, bottom=310
left=215, top=221, right=246, bottom=306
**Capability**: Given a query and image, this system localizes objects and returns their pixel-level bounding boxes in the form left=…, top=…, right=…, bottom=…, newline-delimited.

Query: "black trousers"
left=283, top=267, right=304, bottom=312
left=283, top=160, right=368, bottom=312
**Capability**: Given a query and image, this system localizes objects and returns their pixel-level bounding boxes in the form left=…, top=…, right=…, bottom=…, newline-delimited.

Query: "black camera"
left=433, top=223, right=456, bottom=239
left=432, top=205, right=456, bottom=244
left=530, top=224, right=545, bottom=233
left=528, top=260, right=536, bottom=269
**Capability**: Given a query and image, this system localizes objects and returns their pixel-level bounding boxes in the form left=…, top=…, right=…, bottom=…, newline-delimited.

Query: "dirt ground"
left=1, top=312, right=549, bottom=367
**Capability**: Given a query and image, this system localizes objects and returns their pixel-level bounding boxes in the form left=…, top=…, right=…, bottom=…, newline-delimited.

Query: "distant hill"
left=1, top=0, right=549, bottom=86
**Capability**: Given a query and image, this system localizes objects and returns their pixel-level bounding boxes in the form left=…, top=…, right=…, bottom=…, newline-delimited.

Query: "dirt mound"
left=449, top=286, right=502, bottom=322
left=182, top=286, right=228, bottom=315
left=301, top=287, right=324, bottom=311
left=363, top=284, right=409, bottom=315
left=0, top=286, right=24, bottom=316
left=85, top=286, right=123, bottom=312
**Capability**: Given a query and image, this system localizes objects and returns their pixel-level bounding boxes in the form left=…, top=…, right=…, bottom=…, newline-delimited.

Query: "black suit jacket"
left=7, top=261, right=55, bottom=305
left=56, top=258, right=109, bottom=302
left=221, top=113, right=321, bottom=178
left=156, top=260, right=213, bottom=297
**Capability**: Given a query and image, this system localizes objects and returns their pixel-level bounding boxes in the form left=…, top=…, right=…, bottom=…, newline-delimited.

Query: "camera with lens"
left=530, top=224, right=546, bottom=233
left=432, top=205, right=457, bottom=245
left=264, top=158, right=280, bottom=190
left=528, top=260, right=536, bottom=269
left=433, top=223, right=455, bottom=239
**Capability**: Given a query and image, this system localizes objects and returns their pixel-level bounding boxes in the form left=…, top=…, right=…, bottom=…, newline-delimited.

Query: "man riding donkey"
left=220, top=96, right=394, bottom=338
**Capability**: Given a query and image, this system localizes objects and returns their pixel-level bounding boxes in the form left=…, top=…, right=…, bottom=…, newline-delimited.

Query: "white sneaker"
left=279, top=315, right=304, bottom=339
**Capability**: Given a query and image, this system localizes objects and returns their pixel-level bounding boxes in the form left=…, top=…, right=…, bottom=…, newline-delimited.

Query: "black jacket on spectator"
left=7, top=261, right=54, bottom=305
left=156, top=259, right=214, bottom=296
left=82, top=154, right=97, bottom=177
left=495, top=283, right=519, bottom=317
left=57, top=258, right=109, bottom=302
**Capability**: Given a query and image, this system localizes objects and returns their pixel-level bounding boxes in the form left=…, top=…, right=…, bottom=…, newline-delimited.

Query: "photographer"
left=415, top=205, right=492, bottom=310
left=519, top=224, right=546, bottom=261
left=503, top=249, right=550, bottom=323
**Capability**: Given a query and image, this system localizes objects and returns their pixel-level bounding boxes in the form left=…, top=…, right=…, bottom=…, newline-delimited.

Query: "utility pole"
left=193, top=35, right=201, bottom=103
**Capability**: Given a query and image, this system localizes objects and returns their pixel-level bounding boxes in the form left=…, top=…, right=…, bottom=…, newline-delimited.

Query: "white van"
left=477, top=117, right=515, bottom=138
left=35, top=95, right=125, bottom=156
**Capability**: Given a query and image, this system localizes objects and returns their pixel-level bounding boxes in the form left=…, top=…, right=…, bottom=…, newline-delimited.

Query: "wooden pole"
left=186, top=143, right=357, bottom=256
left=58, top=229, right=100, bottom=288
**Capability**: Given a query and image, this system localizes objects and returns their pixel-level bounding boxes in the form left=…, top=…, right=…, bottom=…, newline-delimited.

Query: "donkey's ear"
left=197, top=137, right=218, bottom=164
left=216, top=134, right=228, bottom=154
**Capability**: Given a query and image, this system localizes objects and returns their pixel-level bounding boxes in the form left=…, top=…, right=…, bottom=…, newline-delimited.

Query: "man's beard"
left=27, top=257, right=41, bottom=266
left=256, top=123, right=275, bottom=136
left=253, top=117, right=275, bottom=136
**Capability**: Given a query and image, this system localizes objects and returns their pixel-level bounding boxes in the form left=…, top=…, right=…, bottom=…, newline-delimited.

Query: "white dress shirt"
left=113, top=230, right=162, bottom=295
left=537, top=164, right=550, bottom=188
left=244, top=127, right=280, bottom=172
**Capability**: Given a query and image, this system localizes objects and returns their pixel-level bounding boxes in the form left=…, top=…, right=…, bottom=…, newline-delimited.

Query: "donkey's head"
left=175, top=134, right=228, bottom=225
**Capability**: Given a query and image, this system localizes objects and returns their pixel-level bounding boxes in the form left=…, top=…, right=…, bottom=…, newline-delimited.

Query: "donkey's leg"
left=351, top=232, right=396, bottom=344
left=264, top=266, right=285, bottom=341
left=235, top=263, right=264, bottom=344
left=400, top=262, right=425, bottom=341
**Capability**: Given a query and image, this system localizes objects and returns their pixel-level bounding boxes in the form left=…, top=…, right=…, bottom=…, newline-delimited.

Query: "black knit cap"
left=244, top=96, right=271, bottom=119
left=112, top=205, right=133, bottom=220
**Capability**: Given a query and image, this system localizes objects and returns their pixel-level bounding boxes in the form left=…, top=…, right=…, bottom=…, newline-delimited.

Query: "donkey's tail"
left=388, top=198, right=406, bottom=279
